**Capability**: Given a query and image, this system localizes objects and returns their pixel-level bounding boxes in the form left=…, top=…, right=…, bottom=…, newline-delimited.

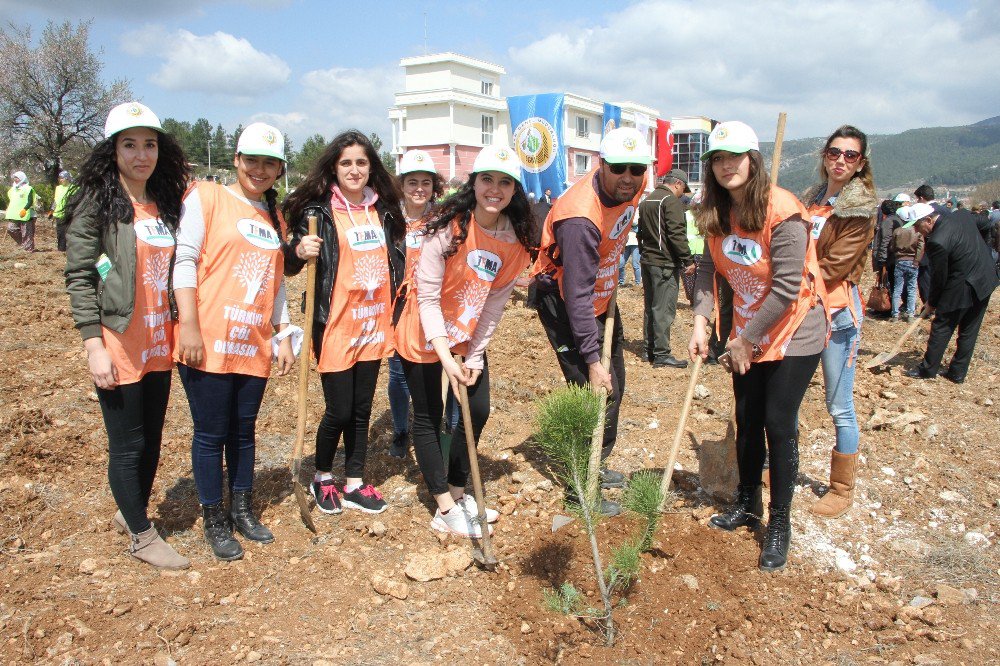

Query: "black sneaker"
left=388, top=431, right=408, bottom=459
left=342, top=484, right=388, bottom=514
left=311, top=479, right=343, bottom=514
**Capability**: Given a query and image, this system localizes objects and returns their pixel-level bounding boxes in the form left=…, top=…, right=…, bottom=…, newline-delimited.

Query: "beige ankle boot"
left=811, top=449, right=857, bottom=518
left=130, top=526, right=191, bottom=570
left=112, top=510, right=128, bottom=534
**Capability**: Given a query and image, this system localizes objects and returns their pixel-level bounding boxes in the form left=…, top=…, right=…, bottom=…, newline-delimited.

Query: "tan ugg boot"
left=129, top=526, right=191, bottom=570
left=811, top=449, right=857, bottom=518
left=112, top=510, right=128, bottom=534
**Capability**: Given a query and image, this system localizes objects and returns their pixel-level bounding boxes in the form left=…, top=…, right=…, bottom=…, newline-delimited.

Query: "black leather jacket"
left=285, top=199, right=407, bottom=327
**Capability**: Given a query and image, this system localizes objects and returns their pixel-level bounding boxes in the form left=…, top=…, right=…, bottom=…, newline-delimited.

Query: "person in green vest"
left=51, top=170, right=78, bottom=252
left=5, top=171, right=37, bottom=251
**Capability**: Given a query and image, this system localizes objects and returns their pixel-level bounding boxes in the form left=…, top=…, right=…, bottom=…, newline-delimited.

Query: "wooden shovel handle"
left=291, top=213, right=318, bottom=476
left=658, top=356, right=703, bottom=509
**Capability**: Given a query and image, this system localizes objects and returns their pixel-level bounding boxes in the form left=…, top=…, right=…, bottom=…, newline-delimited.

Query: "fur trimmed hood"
left=802, top=177, right=878, bottom=220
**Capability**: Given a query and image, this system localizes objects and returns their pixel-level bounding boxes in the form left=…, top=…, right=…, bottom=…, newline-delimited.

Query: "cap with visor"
left=104, top=102, right=163, bottom=139
left=600, top=127, right=652, bottom=164
left=701, top=121, right=760, bottom=160
left=399, top=149, right=437, bottom=176
left=236, top=122, right=286, bottom=161
left=472, top=145, right=521, bottom=182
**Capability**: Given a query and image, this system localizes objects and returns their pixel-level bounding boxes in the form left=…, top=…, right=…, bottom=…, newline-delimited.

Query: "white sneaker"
left=457, top=495, right=499, bottom=523
left=430, top=507, right=493, bottom=538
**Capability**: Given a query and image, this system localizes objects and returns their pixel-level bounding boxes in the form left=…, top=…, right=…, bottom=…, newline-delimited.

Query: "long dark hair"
left=423, top=172, right=535, bottom=259
left=283, top=129, right=404, bottom=242
left=818, top=124, right=875, bottom=194
left=65, top=131, right=189, bottom=231
left=696, top=149, right=771, bottom=237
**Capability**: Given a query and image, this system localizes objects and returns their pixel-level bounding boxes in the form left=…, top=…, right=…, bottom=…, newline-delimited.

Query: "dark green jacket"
left=65, top=195, right=175, bottom=340
left=637, top=184, right=691, bottom=270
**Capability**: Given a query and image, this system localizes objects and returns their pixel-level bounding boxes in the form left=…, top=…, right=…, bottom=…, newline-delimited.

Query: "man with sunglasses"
left=531, top=127, right=651, bottom=516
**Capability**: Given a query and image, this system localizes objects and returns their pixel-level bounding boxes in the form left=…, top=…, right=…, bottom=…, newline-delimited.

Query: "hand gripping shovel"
left=454, top=356, right=498, bottom=570
left=865, top=305, right=931, bottom=370
left=290, top=213, right=319, bottom=533
left=658, top=355, right=703, bottom=510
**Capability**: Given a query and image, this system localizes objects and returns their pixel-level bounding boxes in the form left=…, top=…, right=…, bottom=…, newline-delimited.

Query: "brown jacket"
left=891, top=225, right=925, bottom=264
left=802, top=177, right=879, bottom=290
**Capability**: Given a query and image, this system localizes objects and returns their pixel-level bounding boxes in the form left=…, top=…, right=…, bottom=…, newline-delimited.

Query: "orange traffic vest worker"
left=394, top=145, right=532, bottom=539
left=174, top=122, right=295, bottom=562
left=282, top=130, right=407, bottom=516
left=688, top=121, right=829, bottom=574
left=64, top=101, right=191, bottom=570
left=529, top=127, right=651, bottom=517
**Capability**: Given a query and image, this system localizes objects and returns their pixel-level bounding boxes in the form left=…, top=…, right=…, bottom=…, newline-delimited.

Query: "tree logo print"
left=455, top=281, right=491, bottom=326
left=727, top=267, right=767, bottom=320
left=353, top=254, right=386, bottom=301
left=232, top=251, right=273, bottom=305
left=142, top=254, right=170, bottom=306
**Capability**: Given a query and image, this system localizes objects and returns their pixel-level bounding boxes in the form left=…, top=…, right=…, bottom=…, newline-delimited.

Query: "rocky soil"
left=0, top=223, right=997, bottom=665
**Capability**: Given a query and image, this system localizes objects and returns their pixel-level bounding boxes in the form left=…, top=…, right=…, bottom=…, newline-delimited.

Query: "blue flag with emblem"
left=507, top=93, right=567, bottom=199
left=602, top=103, right=621, bottom=138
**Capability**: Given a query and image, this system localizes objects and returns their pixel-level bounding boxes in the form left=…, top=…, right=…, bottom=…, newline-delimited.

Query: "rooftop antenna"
left=423, top=10, right=428, bottom=54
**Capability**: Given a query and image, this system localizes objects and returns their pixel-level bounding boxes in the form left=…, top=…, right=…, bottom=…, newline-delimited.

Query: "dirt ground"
left=1, top=221, right=997, bottom=665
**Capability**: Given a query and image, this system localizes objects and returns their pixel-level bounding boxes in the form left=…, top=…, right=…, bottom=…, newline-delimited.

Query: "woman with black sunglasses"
left=800, top=126, right=878, bottom=519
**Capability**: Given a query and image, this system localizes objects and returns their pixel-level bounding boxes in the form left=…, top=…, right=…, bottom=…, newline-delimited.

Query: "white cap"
left=472, top=145, right=521, bottom=182
left=236, top=122, right=285, bottom=161
left=701, top=121, right=759, bottom=160
left=599, top=127, right=652, bottom=165
left=893, top=193, right=911, bottom=203
left=909, top=202, right=937, bottom=222
left=399, top=149, right=437, bottom=176
left=896, top=205, right=913, bottom=223
left=104, top=102, right=162, bottom=139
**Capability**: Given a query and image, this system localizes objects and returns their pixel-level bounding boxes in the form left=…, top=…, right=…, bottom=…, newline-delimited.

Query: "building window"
left=574, top=153, right=591, bottom=175
left=481, top=115, right=495, bottom=145
left=576, top=116, right=589, bottom=138
left=672, top=131, right=708, bottom=184
left=481, top=80, right=494, bottom=96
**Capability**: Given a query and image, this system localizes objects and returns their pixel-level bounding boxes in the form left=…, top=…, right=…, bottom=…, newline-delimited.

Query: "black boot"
left=759, top=504, right=792, bottom=572
left=203, top=503, right=243, bottom=561
left=229, top=491, right=274, bottom=544
left=388, top=431, right=409, bottom=459
left=709, top=484, right=762, bottom=531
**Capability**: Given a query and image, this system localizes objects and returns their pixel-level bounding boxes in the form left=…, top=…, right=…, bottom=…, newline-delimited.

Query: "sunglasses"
left=606, top=163, right=647, bottom=176
left=823, top=147, right=863, bottom=163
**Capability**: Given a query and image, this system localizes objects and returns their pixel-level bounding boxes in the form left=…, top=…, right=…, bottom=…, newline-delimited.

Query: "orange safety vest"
left=316, top=207, right=394, bottom=373
left=531, top=167, right=646, bottom=316
left=395, top=216, right=529, bottom=364
left=807, top=201, right=860, bottom=324
left=707, top=186, right=828, bottom=362
left=178, top=182, right=285, bottom=378
left=103, top=203, right=175, bottom=384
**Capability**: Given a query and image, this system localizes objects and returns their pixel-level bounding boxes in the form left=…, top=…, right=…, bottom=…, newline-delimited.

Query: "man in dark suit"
left=906, top=204, right=1000, bottom=383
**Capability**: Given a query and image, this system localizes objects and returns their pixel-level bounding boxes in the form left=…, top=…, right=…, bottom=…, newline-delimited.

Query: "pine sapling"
left=622, top=470, right=666, bottom=552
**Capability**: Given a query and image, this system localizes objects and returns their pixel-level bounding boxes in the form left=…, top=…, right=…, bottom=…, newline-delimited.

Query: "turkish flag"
left=655, top=119, right=673, bottom=177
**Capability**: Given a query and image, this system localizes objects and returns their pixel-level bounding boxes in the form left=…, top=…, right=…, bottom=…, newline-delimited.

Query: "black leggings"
left=732, top=353, right=821, bottom=506
left=402, top=355, right=490, bottom=497
left=96, top=370, right=172, bottom=534
left=315, top=359, right=381, bottom=477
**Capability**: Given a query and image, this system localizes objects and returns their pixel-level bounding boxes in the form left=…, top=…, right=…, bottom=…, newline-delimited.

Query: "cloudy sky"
left=4, top=0, right=997, bottom=147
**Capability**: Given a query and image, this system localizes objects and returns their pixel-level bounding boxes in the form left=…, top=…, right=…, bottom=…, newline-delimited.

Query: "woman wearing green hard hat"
left=173, top=121, right=295, bottom=561
left=688, top=120, right=829, bottom=572
left=393, top=145, right=534, bottom=537
left=64, top=101, right=191, bottom=569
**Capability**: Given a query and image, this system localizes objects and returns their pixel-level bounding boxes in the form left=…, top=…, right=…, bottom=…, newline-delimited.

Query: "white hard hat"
left=104, top=102, right=162, bottom=139
left=236, top=122, right=286, bottom=161
left=909, top=202, right=937, bottom=222
left=472, top=145, right=521, bottom=182
left=896, top=205, right=913, bottom=223
left=599, top=127, right=652, bottom=165
left=399, top=149, right=437, bottom=176
left=893, top=193, right=911, bottom=203
left=701, top=121, right=760, bottom=160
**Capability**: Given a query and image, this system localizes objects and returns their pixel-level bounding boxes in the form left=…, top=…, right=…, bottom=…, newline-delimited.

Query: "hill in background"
left=760, top=116, right=1000, bottom=195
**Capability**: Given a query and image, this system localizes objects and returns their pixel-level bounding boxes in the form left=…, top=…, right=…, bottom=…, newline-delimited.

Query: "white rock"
left=938, top=490, right=966, bottom=503
left=647, top=419, right=659, bottom=429
left=678, top=574, right=699, bottom=590
left=880, top=466, right=896, bottom=477
left=693, top=384, right=710, bottom=400
left=964, top=531, right=989, bottom=547
left=13, top=262, right=27, bottom=269
left=834, top=548, right=857, bottom=573
left=551, top=515, right=574, bottom=533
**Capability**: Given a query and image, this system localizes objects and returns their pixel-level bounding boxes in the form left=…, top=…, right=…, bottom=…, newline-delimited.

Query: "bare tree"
left=0, top=20, right=131, bottom=184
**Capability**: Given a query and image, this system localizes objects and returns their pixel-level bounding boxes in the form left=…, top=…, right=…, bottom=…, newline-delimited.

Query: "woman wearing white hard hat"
left=386, top=150, right=446, bottom=458
left=283, top=130, right=405, bottom=517
left=688, top=121, right=828, bottom=572
left=394, top=145, right=533, bottom=537
left=173, top=121, right=295, bottom=560
left=64, top=101, right=191, bottom=569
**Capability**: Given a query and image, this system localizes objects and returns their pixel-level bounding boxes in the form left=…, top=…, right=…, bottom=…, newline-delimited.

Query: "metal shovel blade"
left=864, top=351, right=892, bottom=370
left=293, top=481, right=317, bottom=533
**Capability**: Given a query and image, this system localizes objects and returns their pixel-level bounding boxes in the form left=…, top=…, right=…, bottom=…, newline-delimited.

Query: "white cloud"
left=121, top=28, right=290, bottom=99
left=505, top=0, right=1000, bottom=139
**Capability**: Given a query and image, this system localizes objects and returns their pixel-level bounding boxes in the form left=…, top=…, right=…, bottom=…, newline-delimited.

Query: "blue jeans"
left=387, top=354, right=411, bottom=436
left=819, top=287, right=861, bottom=455
left=892, top=261, right=919, bottom=316
left=619, top=245, right=640, bottom=284
left=178, top=365, right=268, bottom=506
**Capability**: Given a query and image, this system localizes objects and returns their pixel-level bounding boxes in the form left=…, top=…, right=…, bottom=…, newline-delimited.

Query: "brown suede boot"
left=129, top=526, right=191, bottom=570
left=811, top=449, right=857, bottom=518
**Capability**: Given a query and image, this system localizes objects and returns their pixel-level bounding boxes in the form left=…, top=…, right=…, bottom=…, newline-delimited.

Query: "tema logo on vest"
left=722, top=234, right=763, bottom=265
left=346, top=225, right=386, bottom=252
left=237, top=218, right=281, bottom=250
left=609, top=206, right=636, bottom=240
left=135, top=219, right=175, bottom=248
left=513, top=117, right=558, bottom=174
left=466, top=249, right=502, bottom=282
